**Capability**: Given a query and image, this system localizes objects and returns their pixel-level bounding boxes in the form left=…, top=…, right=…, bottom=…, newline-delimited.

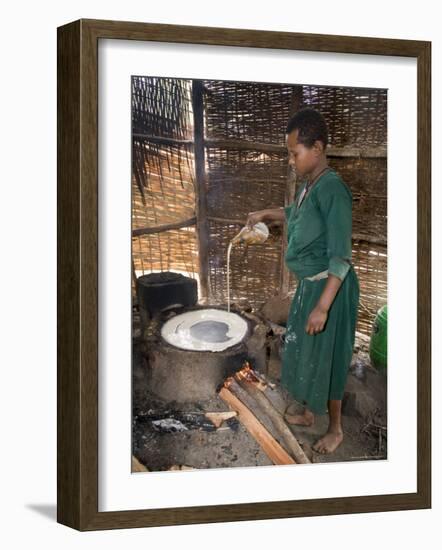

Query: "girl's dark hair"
left=286, top=107, right=328, bottom=149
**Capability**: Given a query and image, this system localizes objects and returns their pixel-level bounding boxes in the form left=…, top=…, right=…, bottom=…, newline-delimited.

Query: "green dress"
left=281, top=168, right=360, bottom=415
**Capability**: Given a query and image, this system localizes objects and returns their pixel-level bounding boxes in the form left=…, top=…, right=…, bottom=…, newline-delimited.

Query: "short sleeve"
left=315, top=178, right=353, bottom=281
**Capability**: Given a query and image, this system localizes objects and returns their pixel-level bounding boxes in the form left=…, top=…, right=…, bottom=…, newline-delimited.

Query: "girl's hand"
left=246, top=211, right=264, bottom=228
left=305, top=306, right=328, bottom=335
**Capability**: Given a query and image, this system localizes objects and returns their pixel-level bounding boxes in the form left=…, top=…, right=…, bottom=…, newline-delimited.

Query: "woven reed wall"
left=352, top=241, right=388, bottom=336
left=301, top=85, right=387, bottom=147
left=131, top=76, right=387, bottom=336
left=328, top=157, right=387, bottom=240
left=132, top=76, right=193, bottom=140
left=204, top=82, right=295, bottom=143
left=205, top=148, right=287, bottom=306
left=131, top=77, right=199, bottom=295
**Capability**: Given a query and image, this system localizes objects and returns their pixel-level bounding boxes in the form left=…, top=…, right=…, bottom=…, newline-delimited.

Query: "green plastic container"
left=369, top=305, right=388, bottom=371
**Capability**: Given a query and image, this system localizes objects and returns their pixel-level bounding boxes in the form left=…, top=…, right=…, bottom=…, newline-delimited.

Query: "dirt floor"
left=132, top=322, right=387, bottom=471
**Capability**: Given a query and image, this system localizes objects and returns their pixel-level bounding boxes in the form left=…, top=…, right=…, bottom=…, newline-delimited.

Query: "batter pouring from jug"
left=246, top=108, right=360, bottom=454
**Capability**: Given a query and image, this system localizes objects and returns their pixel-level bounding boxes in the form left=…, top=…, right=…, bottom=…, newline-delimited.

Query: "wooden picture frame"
left=57, top=18, right=431, bottom=531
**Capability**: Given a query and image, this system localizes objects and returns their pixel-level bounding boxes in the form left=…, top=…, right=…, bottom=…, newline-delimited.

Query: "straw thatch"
left=131, top=76, right=387, bottom=336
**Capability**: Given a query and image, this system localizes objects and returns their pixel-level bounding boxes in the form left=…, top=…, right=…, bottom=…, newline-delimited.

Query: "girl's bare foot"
left=313, top=430, right=343, bottom=454
left=284, top=408, right=315, bottom=427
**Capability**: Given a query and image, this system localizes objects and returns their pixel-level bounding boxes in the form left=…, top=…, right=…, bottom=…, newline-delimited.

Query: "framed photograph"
left=57, top=19, right=431, bottom=530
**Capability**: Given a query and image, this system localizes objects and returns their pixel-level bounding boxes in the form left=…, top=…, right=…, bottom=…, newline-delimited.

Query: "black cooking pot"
left=136, top=271, right=198, bottom=317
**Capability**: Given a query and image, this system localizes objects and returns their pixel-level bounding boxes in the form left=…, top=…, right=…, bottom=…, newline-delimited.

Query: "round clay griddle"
left=160, top=308, right=248, bottom=352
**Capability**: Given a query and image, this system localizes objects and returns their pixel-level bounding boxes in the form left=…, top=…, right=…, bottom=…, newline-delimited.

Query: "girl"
left=246, top=108, right=360, bottom=454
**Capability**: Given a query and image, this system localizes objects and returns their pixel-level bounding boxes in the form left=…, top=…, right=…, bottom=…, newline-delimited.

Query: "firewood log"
left=235, top=372, right=310, bottom=464
left=219, top=384, right=295, bottom=465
